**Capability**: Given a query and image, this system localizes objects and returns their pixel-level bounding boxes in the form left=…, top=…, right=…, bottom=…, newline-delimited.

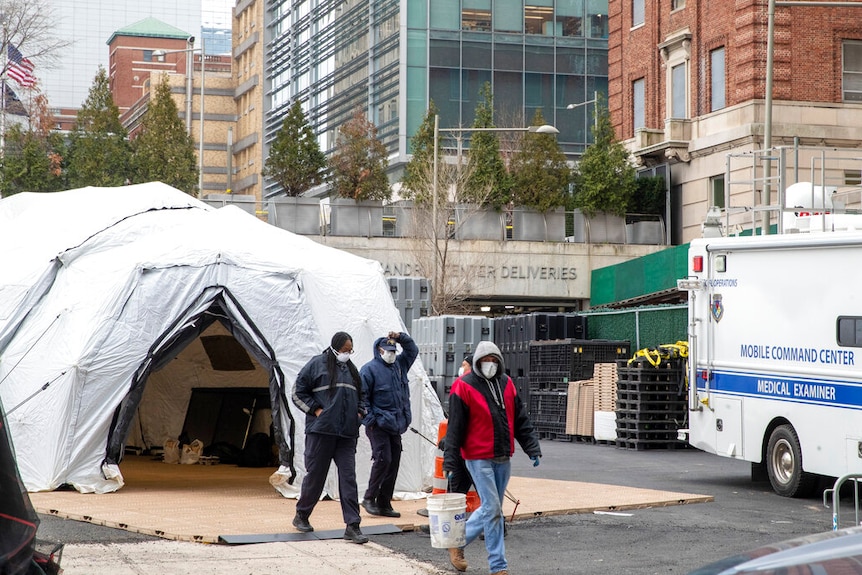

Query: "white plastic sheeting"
left=0, top=183, right=444, bottom=497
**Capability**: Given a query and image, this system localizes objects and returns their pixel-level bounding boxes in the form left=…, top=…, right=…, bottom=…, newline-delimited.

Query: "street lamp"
left=567, top=91, right=599, bottom=131
left=152, top=35, right=205, bottom=198
left=430, top=115, right=559, bottom=305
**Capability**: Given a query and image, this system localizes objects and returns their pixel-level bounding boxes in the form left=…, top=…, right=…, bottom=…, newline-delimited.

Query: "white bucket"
left=427, top=493, right=467, bottom=548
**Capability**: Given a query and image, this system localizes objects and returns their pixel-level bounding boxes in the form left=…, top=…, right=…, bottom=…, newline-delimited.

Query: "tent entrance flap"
left=103, top=289, right=295, bottom=482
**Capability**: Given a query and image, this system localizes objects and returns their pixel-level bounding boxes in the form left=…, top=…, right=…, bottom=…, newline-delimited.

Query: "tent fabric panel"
left=0, top=183, right=445, bottom=499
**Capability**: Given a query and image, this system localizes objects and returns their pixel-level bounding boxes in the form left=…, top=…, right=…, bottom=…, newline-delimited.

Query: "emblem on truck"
left=711, top=294, right=724, bottom=322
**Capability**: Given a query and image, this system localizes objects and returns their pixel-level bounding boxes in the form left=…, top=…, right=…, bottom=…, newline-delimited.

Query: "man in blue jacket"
left=360, top=330, right=418, bottom=517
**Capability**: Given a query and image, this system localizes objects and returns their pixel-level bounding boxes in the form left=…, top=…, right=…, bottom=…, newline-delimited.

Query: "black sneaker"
left=361, top=497, right=382, bottom=516
left=292, top=513, right=313, bottom=533
left=378, top=506, right=401, bottom=518
left=344, top=522, right=369, bottom=544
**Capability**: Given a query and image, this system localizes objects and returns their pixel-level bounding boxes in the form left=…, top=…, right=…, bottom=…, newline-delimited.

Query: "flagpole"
left=2, top=28, right=7, bottom=156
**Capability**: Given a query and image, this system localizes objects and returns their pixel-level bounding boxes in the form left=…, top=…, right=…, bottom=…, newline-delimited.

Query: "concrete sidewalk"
left=60, top=539, right=447, bottom=575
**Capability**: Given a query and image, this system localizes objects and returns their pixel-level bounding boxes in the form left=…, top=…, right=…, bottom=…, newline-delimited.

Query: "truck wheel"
left=766, top=424, right=817, bottom=497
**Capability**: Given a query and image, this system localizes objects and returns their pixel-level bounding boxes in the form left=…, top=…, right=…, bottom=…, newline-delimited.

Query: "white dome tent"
left=0, top=182, right=443, bottom=497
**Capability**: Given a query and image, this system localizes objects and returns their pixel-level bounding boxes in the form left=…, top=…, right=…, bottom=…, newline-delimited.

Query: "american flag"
left=7, top=43, right=37, bottom=88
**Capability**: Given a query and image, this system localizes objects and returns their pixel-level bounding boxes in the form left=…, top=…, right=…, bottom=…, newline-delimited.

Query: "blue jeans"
left=464, top=458, right=510, bottom=573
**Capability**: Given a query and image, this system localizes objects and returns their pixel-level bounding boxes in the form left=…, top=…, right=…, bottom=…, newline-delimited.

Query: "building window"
left=556, top=1, right=583, bottom=37
left=632, top=0, right=644, bottom=27
left=671, top=0, right=685, bottom=10
left=494, top=0, right=523, bottom=32
left=710, top=47, right=725, bottom=111
left=843, top=41, right=862, bottom=101
left=710, top=174, right=725, bottom=209
left=525, top=1, right=554, bottom=35
left=143, top=50, right=155, bottom=62
left=845, top=169, right=862, bottom=186
left=633, top=78, right=645, bottom=131
left=587, top=0, right=608, bottom=38
left=671, top=62, right=686, bottom=118
left=463, top=0, right=492, bottom=31
left=431, top=0, right=460, bottom=30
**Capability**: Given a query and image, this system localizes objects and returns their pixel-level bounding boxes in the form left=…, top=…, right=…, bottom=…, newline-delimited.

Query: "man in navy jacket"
left=359, top=331, right=418, bottom=517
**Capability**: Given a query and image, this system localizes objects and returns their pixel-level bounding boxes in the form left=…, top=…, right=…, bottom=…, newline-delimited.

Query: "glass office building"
left=44, top=1, right=204, bottom=111
left=265, top=0, right=608, bottom=195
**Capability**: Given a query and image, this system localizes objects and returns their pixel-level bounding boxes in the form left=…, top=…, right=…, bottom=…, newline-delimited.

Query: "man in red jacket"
left=443, top=341, right=542, bottom=575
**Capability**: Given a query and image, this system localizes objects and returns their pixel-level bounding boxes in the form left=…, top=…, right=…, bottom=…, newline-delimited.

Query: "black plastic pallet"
left=616, top=393, right=686, bottom=403
left=529, top=339, right=631, bottom=381
left=617, top=369, right=685, bottom=385
left=529, top=373, right=573, bottom=391
left=615, top=419, right=680, bottom=432
left=616, top=379, right=684, bottom=392
left=615, top=408, right=686, bottom=421
left=537, top=430, right=574, bottom=442
left=615, top=400, right=687, bottom=413
left=615, top=439, right=689, bottom=451
left=616, top=428, right=680, bottom=440
left=530, top=392, right=568, bottom=425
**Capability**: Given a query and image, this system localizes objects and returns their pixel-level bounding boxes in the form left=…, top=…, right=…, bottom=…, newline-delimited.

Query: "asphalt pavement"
left=37, top=439, right=841, bottom=575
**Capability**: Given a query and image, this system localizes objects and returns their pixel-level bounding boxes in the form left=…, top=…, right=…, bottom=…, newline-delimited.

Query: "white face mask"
left=332, top=347, right=351, bottom=363
left=480, top=361, right=498, bottom=379
left=458, top=366, right=466, bottom=377
left=381, top=350, right=396, bottom=364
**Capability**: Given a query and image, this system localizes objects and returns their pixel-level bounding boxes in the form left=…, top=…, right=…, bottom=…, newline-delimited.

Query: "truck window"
left=837, top=316, right=862, bottom=347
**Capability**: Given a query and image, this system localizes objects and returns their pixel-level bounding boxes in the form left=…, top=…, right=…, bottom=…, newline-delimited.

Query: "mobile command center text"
left=740, top=344, right=855, bottom=366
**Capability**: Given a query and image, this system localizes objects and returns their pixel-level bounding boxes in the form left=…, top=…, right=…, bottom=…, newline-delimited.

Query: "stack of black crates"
left=615, top=353, right=687, bottom=450
left=528, top=338, right=630, bottom=440
left=494, top=313, right=587, bottom=414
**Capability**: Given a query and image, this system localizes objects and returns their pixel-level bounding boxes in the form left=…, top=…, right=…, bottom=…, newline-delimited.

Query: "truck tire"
left=766, top=424, right=817, bottom=497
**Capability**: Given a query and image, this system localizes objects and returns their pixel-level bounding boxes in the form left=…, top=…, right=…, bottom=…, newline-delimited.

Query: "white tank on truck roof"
left=783, top=181, right=836, bottom=232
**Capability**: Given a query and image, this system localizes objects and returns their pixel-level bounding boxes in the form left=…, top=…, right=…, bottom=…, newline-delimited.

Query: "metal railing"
left=824, top=474, right=862, bottom=531
left=722, top=143, right=862, bottom=236
left=260, top=197, right=666, bottom=245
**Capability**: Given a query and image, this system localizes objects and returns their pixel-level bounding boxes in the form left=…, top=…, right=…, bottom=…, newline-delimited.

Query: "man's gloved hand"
left=531, top=455, right=541, bottom=467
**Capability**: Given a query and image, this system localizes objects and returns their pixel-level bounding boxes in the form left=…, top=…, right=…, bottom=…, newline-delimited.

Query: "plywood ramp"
left=29, top=456, right=712, bottom=544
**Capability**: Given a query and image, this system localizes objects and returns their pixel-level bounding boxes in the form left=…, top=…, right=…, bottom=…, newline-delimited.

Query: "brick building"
left=610, top=0, right=862, bottom=243
left=107, top=18, right=235, bottom=198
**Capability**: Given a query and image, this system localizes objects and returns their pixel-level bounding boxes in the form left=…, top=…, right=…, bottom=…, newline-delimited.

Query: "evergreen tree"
left=66, top=66, right=132, bottom=188
left=263, top=100, right=327, bottom=196
left=0, top=94, right=65, bottom=196
left=328, top=109, right=391, bottom=201
left=400, top=101, right=442, bottom=204
left=464, top=83, right=511, bottom=209
left=572, top=93, right=636, bottom=217
left=131, top=75, right=198, bottom=195
left=509, top=109, right=570, bottom=212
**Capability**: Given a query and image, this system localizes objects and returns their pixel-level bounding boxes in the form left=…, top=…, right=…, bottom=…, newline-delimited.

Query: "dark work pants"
left=364, top=424, right=402, bottom=508
left=296, top=432, right=361, bottom=526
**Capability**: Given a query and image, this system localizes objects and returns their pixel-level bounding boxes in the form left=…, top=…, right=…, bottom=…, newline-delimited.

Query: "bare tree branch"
left=403, top=149, right=497, bottom=315
left=1, top=0, right=71, bottom=73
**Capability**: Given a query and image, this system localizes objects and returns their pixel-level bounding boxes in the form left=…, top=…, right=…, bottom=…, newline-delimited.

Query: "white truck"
left=678, top=224, right=862, bottom=497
